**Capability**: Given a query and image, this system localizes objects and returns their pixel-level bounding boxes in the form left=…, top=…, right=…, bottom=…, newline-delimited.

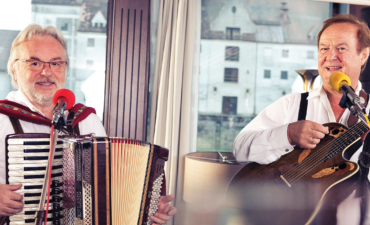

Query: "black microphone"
left=329, top=72, right=366, bottom=114
left=52, top=89, right=75, bottom=125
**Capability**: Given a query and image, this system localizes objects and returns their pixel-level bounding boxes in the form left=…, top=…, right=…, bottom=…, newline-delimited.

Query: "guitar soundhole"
left=339, top=163, right=347, bottom=170
left=331, top=129, right=340, bottom=135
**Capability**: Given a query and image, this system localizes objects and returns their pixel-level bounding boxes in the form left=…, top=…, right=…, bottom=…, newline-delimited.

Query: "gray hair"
left=7, top=24, right=69, bottom=88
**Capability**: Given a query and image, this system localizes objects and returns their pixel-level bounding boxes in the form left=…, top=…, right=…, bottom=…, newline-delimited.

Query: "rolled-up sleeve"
left=233, top=93, right=301, bottom=164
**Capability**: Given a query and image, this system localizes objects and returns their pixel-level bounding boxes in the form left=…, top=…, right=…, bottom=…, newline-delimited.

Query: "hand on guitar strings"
left=151, top=194, right=177, bottom=225
left=0, top=184, right=24, bottom=216
left=287, top=120, right=329, bottom=149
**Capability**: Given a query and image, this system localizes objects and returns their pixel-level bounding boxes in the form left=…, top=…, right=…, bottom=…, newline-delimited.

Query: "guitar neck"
left=0, top=216, right=6, bottom=225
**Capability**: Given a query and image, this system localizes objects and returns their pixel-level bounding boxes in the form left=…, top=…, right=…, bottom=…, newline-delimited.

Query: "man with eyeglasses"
left=0, top=24, right=176, bottom=225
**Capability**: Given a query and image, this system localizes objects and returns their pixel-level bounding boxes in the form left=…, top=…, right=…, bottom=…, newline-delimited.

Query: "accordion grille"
left=110, top=139, right=151, bottom=224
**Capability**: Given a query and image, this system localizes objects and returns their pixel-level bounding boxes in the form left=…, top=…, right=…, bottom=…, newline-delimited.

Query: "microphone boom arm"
left=339, top=85, right=368, bottom=125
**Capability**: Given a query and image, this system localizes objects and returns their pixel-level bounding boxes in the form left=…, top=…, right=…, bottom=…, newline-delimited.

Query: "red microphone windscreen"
left=53, top=89, right=75, bottom=110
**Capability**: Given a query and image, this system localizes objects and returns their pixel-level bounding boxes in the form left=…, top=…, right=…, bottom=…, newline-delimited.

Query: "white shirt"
left=234, top=84, right=370, bottom=225
left=0, top=90, right=107, bottom=185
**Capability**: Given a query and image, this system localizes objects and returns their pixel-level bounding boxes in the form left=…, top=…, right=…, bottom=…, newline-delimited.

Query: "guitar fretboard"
left=325, top=122, right=369, bottom=161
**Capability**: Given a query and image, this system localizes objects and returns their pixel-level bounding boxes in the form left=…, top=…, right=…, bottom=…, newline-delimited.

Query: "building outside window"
left=281, top=71, right=288, bottom=79
left=87, top=38, right=95, bottom=47
left=86, top=60, right=94, bottom=68
left=282, top=49, right=289, bottom=58
left=222, top=96, right=237, bottom=115
left=224, top=68, right=238, bottom=82
left=225, top=46, right=239, bottom=61
left=226, top=27, right=241, bottom=40
left=61, top=22, right=68, bottom=31
left=307, top=50, right=314, bottom=59
left=196, top=0, right=329, bottom=152
left=264, top=70, right=271, bottom=79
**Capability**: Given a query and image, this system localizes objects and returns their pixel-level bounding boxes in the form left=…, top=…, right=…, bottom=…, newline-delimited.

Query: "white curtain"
left=149, top=0, right=199, bottom=224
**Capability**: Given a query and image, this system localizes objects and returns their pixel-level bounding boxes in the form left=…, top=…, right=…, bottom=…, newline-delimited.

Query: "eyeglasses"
left=16, top=59, right=67, bottom=72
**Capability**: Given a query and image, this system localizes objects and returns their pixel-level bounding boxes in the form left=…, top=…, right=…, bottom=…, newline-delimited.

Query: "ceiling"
left=313, top=0, right=370, bottom=6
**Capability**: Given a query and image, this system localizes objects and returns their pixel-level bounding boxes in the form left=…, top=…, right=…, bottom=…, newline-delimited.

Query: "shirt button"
left=285, top=149, right=289, bottom=152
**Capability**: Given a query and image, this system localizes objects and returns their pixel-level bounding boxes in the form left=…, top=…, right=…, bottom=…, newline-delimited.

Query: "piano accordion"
left=4, top=134, right=168, bottom=225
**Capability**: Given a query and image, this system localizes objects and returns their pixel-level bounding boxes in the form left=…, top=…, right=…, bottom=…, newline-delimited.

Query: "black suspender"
left=298, top=92, right=309, bottom=121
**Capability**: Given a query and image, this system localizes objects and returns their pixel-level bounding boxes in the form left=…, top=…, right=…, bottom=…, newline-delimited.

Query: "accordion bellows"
left=5, top=134, right=168, bottom=225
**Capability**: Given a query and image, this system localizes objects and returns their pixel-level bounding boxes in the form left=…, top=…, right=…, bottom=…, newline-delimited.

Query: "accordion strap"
left=0, top=100, right=51, bottom=126
left=0, top=100, right=95, bottom=135
left=67, top=103, right=96, bottom=128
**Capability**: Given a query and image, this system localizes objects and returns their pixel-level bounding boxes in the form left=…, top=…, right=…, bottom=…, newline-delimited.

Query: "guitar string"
left=284, top=124, right=366, bottom=183
left=286, top=124, right=367, bottom=185
left=282, top=125, right=353, bottom=180
left=284, top=129, right=358, bottom=185
left=287, top=125, right=365, bottom=184
left=282, top=123, right=368, bottom=184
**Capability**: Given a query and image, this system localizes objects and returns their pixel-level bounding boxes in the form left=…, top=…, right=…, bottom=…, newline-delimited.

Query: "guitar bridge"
left=280, top=175, right=291, bottom=187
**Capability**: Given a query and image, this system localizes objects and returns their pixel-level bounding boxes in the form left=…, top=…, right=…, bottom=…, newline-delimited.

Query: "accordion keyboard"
left=6, top=137, right=68, bottom=225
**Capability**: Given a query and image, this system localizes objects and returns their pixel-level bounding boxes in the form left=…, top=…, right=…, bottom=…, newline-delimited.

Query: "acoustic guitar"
left=226, top=122, right=369, bottom=225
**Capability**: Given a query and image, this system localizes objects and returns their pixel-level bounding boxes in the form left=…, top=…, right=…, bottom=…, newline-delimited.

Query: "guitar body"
left=226, top=123, right=360, bottom=225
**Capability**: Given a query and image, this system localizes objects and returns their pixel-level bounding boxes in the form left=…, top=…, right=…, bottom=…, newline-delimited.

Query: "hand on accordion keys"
left=0, top=184, right=24, bottom=216
left=150, top=194, right=177, bottom=225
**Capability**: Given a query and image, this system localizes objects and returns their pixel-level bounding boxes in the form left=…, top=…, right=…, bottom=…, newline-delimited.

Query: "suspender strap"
left=298, top=92, right=309, bottom=121
left=9, top=117, right=24, bottom=134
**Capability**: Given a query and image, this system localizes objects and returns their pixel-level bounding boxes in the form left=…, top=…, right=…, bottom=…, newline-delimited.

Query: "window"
left=181, top=0, right=332, bottom=153
left=282, top=49, right=289, bottom=58
left=0, top=1, right=108, bottom=120
left=226, top=27, right=241, bottom=40
left=86, top=60, right=94, bottom=68
left=281, top=71, right=288, bottom=79
left=222, top=96, right=237, bottom=115
left=224, top=68, right=238, bottom=82
left=87, top=38, right=95, bottom=47
left=225, top=46, right=239, bottom=61
left=264, top=70, right=271, bottom=79
left=61, top=23, right=68, bottom=31
left=307, top=50, right=314, bottom=59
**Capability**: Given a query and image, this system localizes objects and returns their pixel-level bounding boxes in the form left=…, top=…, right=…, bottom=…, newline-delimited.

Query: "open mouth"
left=326, top=66, right=342, bottom=71
left=36, top=82, right=55, bottom=86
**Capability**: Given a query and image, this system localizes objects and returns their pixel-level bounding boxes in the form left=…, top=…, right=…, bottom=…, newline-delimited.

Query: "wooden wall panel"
left=104, top=0, right=150, bottom=141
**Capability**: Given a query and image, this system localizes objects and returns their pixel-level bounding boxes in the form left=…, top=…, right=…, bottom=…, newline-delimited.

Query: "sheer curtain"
left=149, top=0, right=199, bottom=224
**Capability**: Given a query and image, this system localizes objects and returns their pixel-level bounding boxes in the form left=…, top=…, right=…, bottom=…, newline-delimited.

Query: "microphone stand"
left=339, top=87, right=368, bottom=124
left=34, top=113, right=66, bottom=225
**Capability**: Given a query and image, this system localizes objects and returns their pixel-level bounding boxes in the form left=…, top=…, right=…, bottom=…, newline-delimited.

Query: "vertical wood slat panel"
left=104, top=0, right=150, bottom=141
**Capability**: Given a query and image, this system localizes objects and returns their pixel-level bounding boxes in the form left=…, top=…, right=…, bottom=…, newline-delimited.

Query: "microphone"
left=52, top=89, right=75, bottom=125
left=329, top=72, right=366, bottom=114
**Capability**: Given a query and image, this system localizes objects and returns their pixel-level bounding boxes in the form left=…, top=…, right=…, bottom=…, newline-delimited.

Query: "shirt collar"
left=307, top=81, right=362, bottom=99
left=6, top=90, right=46, bottom=116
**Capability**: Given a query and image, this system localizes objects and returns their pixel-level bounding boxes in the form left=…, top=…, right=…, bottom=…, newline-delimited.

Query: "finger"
left=0, top=184, right=22, bottom=191
left=167, top=206, right=177, bottom=216
left=158, top=202, right=171, bottom=214
left=150, top=214, right=168, bottom=224
left=159, top=194, right=174, bottom=204
left=311, top=130, right=326, bottom=139
left=4, top=184, right=22, bottom=191
left=311, top=138, right=320, bottom=145
left=1, top=204, right=23, bottom=216
left=6, top=198, right=23, bottom=210
left=9, top=192, right=23, bottom=202
left=153, top=212, right=171, bottom=221
left=311, top=123, right=329, bottom=134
